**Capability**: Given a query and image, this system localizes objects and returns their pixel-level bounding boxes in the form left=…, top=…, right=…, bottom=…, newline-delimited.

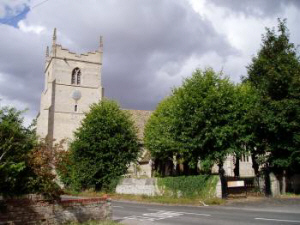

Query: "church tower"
left=36, top=28, right=104, bottom=144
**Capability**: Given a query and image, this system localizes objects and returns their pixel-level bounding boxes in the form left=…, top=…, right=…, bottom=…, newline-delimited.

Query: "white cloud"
left=18, top=20, right=45, bottom=34
left=189, top=0, right=300, bottom=82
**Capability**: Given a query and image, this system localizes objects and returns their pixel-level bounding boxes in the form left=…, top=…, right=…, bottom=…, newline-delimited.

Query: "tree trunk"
left=264, top=167, right=271, bottom=196
left=165, top=158, right=174, bottom=176
left=218, top=161, right=227, bottom=199
left=251, top=153, right=259, bottom=177
left=183, top=161, right=189, bottom=175
left=233, top=156, right=240, bottom=177
left=282, top=170, right=286, bottom=195
left=154, top=158, right=164, bottom=176
left=161, top=160, right=165, bottom=177
left=251, top=153, right=261, bottom=191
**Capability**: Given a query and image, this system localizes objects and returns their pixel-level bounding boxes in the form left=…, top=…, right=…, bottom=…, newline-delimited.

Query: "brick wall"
left=0, top=195, right=112, bottom=225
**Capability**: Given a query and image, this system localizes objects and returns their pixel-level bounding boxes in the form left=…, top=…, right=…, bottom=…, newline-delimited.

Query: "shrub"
left=59, top=100, right=139, bottom=191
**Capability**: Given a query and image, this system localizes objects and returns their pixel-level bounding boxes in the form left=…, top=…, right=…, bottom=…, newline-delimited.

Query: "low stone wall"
left=0, top=195, right=112, bottom=225
left=116, top=176, right=222, bottom=198
left=116, top=178, right=159, bottom=196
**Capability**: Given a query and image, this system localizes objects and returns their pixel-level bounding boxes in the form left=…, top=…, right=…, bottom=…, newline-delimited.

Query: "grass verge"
left=278, top=192, right=300, bottom=198
left=66, top=220, right=119, bottom=225
left=65, top=189, right=224, bottom=205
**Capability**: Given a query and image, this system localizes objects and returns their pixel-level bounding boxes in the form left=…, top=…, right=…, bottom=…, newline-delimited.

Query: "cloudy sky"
left=0, top=0, right=300, bottom=125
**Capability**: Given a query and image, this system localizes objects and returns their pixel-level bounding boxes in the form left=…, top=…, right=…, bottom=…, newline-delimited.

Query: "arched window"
left=77, top=73, right=81, bottom=85
left=72, top=67, right=81, bottom=85
left=71, top=73, right=76, bottom=84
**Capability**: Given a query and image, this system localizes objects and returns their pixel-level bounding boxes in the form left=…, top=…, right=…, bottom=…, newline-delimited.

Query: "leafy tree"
left=172, top=69, right=238, bottom=175
left=62, top=99, right=139, bottom=191
left=231, top=82, right=264, bottom=177
left=27, top=139, right=64, bottom=198
left=144, top=96, right=180, bottom=175
left=145, top=69, right=241, bottom=180
left=0, top=106, right=35, bottom=196
left=246, top=19, right=300, bottom=176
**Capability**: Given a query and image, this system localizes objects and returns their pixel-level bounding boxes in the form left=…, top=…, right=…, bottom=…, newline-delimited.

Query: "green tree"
left=246, top=19, right=300, bottom=177
left=231, top=82, right=264, bottom=177
left=172, top=69, right=238, bottom=174
left=27, top=139, right=64, bottom=198
left=0, top=106, right=35, bottom=196
left=144, top=96, right=180, bottom=175
left=0, top=105, right=63, bottom=197
left=63, top=100, right=139, bottom=191
left=145, top=69, right=242, bottom=180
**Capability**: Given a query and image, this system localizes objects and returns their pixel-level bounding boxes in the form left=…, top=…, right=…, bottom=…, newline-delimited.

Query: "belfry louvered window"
left=72, top=68, right=81, bottom=85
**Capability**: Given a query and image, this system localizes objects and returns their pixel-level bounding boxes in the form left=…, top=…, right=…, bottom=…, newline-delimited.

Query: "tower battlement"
left=49, top=44, right=102, bottom=65
left=45, top=28, right=103, bottom=70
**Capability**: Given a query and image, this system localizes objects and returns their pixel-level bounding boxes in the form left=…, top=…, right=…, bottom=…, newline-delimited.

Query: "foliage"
left=27, top=139, right=64, bottom=198
left=157, top=175, right=218, bottom=198
left=56, top=147, right=73, bottom=188
left=230, top=82, right=267, bottom=176
left=246, top=19, right=300, bottom=172
left=60, top=100, right=139, bottom=191
left=173, top=69, right=237, bottom=167
left=0, top=105, right=63, bottom=198
left=145, top=68, right=240, bottom=174
left=199, top=158, right=215, bottom=174
left=144, top=96, right=178, bottom=161
left=0, top=106, right=35, bottom=196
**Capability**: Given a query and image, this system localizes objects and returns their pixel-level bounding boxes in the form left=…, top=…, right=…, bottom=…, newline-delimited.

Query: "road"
left=112, top=198, right=300, bottom=225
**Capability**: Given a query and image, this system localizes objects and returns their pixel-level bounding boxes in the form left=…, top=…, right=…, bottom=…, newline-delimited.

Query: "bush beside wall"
left=157, top=175, right=219, bottom=198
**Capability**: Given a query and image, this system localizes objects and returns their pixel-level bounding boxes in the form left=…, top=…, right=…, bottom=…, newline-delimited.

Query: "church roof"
left=124, top=109, right=152, bottom=141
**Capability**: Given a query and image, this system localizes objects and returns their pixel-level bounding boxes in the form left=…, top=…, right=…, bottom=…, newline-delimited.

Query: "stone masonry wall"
left=0, top=195, right=111, bottom=225
left=116, top=177, right=222, bottom=198
left=116, top=178, right=159, bottom=196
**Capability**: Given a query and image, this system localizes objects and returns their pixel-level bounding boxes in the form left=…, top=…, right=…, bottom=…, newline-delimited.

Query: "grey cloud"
left=0, top=25, right=46, bottom=113
left=0, top=0, right=235, bottom=121
left=208, top=0, right=300, bottom=17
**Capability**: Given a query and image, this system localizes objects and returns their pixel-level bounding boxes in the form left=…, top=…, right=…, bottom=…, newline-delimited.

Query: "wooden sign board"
left=227, top=180, right=245, bottom=188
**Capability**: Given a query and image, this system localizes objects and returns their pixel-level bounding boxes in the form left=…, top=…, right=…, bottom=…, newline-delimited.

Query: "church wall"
left=36, top=108, right=49, bottom=138
left=240, top=156, right=255, bottom=177
left=211, top=155, right=255, bottom=177
left=52, top=112, right=85, bottom=145
left=54, top=84, right=101, bottom=114
left=51, top=58, right=102, bottom=88
left=36, top=74, right=53, bottom=139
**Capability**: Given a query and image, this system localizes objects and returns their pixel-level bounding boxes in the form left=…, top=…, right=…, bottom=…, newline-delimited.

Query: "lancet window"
left=72, top=67, right=81, bottom=85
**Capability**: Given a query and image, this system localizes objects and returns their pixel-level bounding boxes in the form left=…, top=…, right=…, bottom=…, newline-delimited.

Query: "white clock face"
left=72, top=90, right=82, bottom=101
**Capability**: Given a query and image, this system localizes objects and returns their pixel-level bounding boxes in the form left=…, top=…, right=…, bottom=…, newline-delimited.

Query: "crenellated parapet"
left=48, top=28, right=103, bottom=67
left=51, top=44, right=102, bottom=64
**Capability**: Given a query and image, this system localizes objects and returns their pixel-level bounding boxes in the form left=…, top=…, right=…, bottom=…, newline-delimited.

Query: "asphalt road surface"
left=112, top=198, right=300, bottom=225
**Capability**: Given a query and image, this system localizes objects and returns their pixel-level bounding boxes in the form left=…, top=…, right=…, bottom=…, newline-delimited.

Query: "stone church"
left=37, top=29, right=254, bottom=178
